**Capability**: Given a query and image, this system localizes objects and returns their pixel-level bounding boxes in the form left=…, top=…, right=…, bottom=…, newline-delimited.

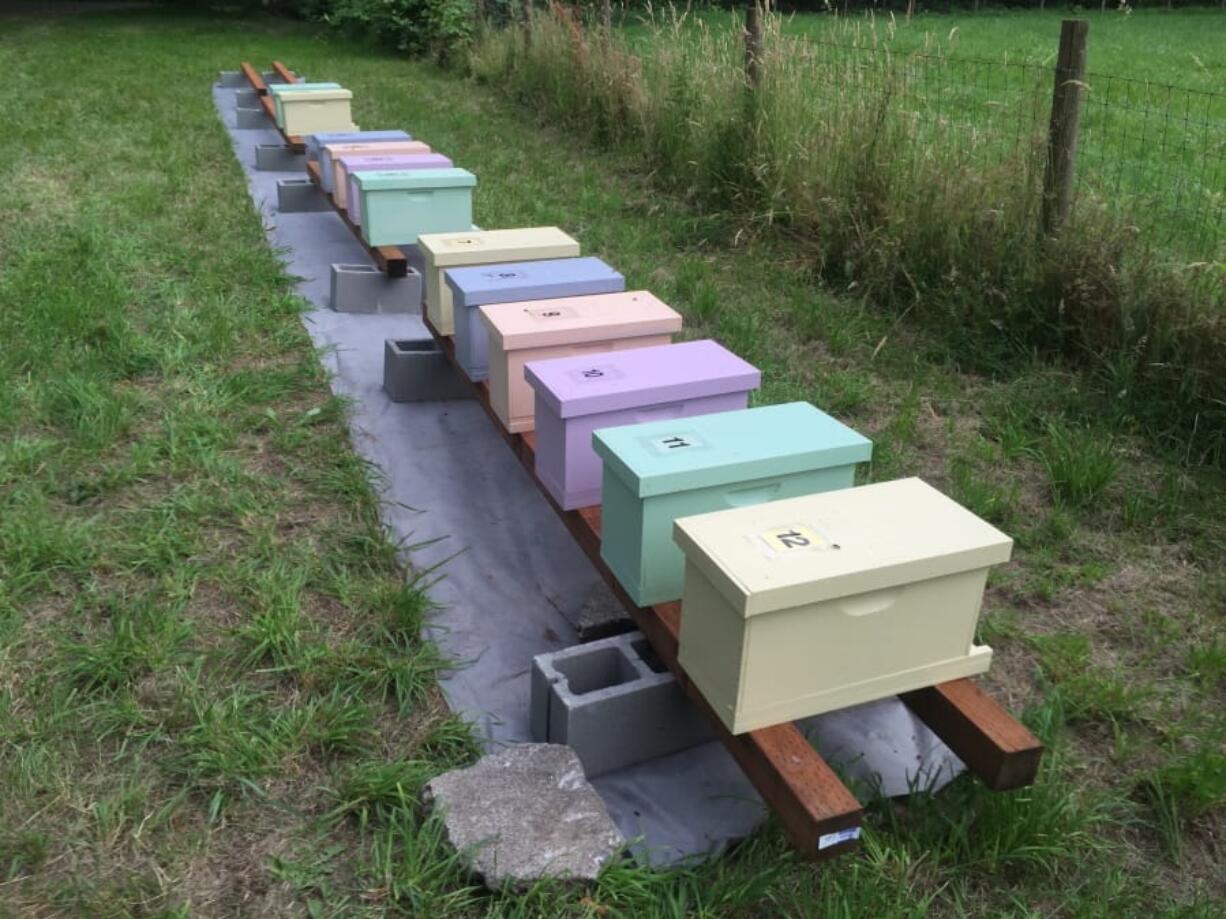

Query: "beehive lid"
left=353, top=168, right=477, bottom=191
left=672, top=477, right=1013, bottom=617
left=307, top=130, right=409, bottom=151
left=279, top=88, right=352, bottom=102
left=592, top=402, right=871, bottom=500
left=418, top=228, right=580, bottom=269
left=268, top=82, right=342, bottom=94
left=445, top=257, right=623, bottom=310
left=338, top=153, right=453, bottom=171
left=325, top=141, right=431, bottom=159
left=525, top=340, right=760, bottom=420
left=478, top=291, right=681, bottom=352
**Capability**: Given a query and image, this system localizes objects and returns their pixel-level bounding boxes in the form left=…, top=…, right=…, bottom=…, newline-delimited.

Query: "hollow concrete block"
left=217, top=69, right=245, bottom=87
left=383, top=338, right=475, bottom=403
left=331, top=264, right=422, bottom=314
left=234, top=87, right=258, bottom=108
left=277, top=178, right=331, bottom=214
left=235, top=106, right=267, bottom=130
left=530, top=632, right=713, bottom=778
left=255, top=144, right=302, bottom=172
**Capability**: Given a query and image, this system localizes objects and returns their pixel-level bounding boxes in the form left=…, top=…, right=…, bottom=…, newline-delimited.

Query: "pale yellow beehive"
left=279, top=89, right=356, bottom=136
left=673, top=477, right=1012, bottom=734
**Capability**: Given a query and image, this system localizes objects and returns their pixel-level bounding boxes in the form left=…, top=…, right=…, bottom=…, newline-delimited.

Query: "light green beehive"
left=592, top=402, right=872, bottom=607
left=355, top=168, right=477, bottom=248
left=268, top=82, right=341, bottom=128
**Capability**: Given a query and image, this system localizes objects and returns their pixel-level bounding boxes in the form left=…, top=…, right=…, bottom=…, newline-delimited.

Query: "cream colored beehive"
left=279, top=89, right=356, bottom=136
left=419, top=228, right=580, bottom=336
left=673, top=477, right=1012, bottom=735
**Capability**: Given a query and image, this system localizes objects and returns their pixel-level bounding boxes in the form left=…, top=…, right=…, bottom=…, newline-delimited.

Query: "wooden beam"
left=900, top=679, right=1043, bottom=791
left=424, top=318, right=866, bottom=861
left=271, top=60, right=300, bottom=85
left=305, top=161, right=409, bottom=278
left=240, top=61, right=268, bottom=94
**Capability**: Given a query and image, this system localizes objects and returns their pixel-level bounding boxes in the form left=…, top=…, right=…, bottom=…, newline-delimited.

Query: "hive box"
left=269, top=82, right=340, bottom=126
left=479, top=291, right=682, bottom=435
left=593, top=402, right=872, bottom=607
left=306, top=130, right=408, bottom=165
left=526, top=340, right=761, bottom=510
left=279, top=88, right=356, bottom=136
left=327, top=141, right=433, bottom=205
left=354, top=168, right=476, bottom=247
left=344, top=154, right=453, bottom=225
left=418, top=228, right=581, bottom=337
left=673, top=477, right=1012, bottom=734
left=314, top=131, right=412, bottom=190
left=446, top=256, right=625, bottom=382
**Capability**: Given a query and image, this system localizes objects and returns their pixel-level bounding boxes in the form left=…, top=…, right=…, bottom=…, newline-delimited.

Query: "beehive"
left=526, top=340, right=760, bottom=510
left=418, top=228, right=580, bottom=336
left=593, top=402, right=871, bottom=606
left=478, top=291, right=681, bottom=434
left=446, top=257, right=625, bottom=382
left=278, top=88, right=355, bottom=136
left=673, top=477, right=1012, bottom=733
left=326, top=141, right=433, bottom=204
left=313, top=132, right=411, bottom=190
left=354, top=168, right=477, bottom=248
left=342, top=154, right=453, bottom=224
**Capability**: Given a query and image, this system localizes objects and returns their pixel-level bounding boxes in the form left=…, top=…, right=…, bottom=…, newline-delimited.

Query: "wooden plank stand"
left=239, top=59, right=307, bottom=153
left=420, top=312, right=1044, bottom=861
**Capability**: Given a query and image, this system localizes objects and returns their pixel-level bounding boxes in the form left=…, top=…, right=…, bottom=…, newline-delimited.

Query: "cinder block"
left=255, top=144, right=302, bottom=172
left=234, top=88, right=258, bottom=108
left=331, top=264, right=422, bottom=314
left=383, top=338, right=475, bottom=403
left=217, top=70, right=245, bottom=87
left=530, top=632, right=713, bottom=778
left=235, top=106, right=268, bottom=130
left=277, top=178, right=331, bottom=214
left=263, top=70, right=299, bottom=85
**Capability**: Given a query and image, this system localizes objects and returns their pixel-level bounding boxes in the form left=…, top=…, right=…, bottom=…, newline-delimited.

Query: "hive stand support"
left=236, top=106, right=268, bottom=130
left=531, top=631, right=713, bottom=778
left=331, top=264, right=423, bottom=313
left=234, top=87, right=258, bottom=108
left=255, top=144, right=302, bottom=172
left=383, top=339, right=475, bottom=403
left=217, top=69, right=246, bottom=87
left=277, top=178, right=332, bottom=214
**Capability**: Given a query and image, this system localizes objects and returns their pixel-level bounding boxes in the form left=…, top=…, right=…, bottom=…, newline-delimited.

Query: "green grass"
left=0, top=5, right=1224, bottom=916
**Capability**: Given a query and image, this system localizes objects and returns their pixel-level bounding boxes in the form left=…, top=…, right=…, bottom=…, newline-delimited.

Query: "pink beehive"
left=479, top=292, right=683, bottom=435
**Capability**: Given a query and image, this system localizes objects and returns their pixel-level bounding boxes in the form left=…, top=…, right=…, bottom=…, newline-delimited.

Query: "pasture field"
left=0, top=6, right=1223, bottom=917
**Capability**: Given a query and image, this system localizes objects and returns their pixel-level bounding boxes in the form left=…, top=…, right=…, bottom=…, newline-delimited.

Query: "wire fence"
left=786, top=33, right=1226, bottom=261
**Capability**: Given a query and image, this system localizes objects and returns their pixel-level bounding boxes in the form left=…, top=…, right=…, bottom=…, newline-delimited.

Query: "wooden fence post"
left=1041, top=19, right=1089, bottom=236
left=744, top=1, right=763, bottom=89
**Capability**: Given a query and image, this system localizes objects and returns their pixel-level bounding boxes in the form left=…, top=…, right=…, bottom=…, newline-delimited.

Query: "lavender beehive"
left=525, top=340, right=761, bottom=510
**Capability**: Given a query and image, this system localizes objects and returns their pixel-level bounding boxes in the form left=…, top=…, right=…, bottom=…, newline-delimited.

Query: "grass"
left=0, top=4, right=1224, bottom=916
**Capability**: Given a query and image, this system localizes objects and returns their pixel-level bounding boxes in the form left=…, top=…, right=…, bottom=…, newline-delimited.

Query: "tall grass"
left=469, top=7, right=1226, bottom=464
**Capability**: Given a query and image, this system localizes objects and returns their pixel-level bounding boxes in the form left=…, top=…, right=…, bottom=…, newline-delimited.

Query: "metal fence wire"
left=786, top=33, right=1225, bottom=262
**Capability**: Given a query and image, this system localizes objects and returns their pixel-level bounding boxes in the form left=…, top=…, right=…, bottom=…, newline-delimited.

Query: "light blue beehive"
left=445, top=257, right=625, bottom=382
left=268, top=82, right=342, bottom=128
left=355, top=168, right=477, bottom=248
left=592, top=402, right=872, bottom=607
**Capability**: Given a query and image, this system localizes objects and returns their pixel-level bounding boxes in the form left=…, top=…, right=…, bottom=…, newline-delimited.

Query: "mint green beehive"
left=592, top=402, right=872, bottom=607
left=268, top=82, right=341, bottom=128
left=355, top=168, right=477, bottom=247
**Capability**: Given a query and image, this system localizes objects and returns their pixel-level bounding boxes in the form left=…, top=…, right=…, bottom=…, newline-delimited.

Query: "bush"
left=326, top=0, right=476, bottom=60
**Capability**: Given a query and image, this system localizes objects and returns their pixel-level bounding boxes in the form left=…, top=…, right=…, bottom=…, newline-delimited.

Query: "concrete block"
left=330, top=264, right=422, bottom=314
left=263, top=70, right=299, bottom=85
left=530, top=632, right=713, bottom=778
left=276, top=178, right=331, bottom=214
left=383, top=338, right=475, bottom=403
left=217, top=69, right=245, bottom=87
left=234, top=87, right=258, bottom=108
left=255, top=144, right=302, bottom=172
left=235, top=106, right=268, bottom=130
